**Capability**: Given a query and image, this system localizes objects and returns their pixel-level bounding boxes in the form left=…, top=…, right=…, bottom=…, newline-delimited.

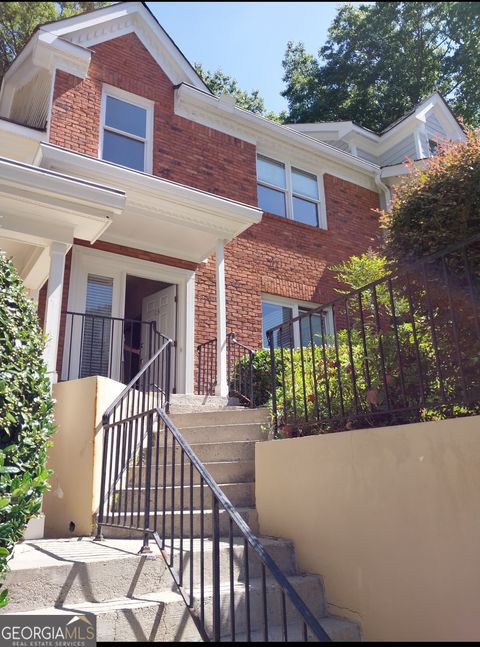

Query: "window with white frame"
left=256, top=155, right=325, bottom=228
left=261, top=297, right=333, bottom=348
left=100, top=86, right=153, bottom=173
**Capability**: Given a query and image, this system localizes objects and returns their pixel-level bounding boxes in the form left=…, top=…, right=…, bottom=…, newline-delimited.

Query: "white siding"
left=357, top=147, right=379, bottom=165
left=380, top=134, right=416, bottom=166
left=426, top=113, right=449, bottom=142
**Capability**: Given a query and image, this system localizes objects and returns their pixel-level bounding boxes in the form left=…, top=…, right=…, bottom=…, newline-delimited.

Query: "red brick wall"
left=48, top=31, right=381, bottom=361
left=197, top=174, right=381, bottom=350
left=50, top=33, right=257, bottom=206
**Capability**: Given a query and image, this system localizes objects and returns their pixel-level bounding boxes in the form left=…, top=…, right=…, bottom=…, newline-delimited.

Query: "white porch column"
left=215, top=239, right=228, bottom=397
left=43, top=242, right=69, bottom=384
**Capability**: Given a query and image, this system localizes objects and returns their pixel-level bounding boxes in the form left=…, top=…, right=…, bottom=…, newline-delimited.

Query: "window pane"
left=258, top=184, right=287, bottom=217
left=103, top=130, right=145, bottom=172
left=292, top=168, right=318, bottom=199
left=293, top=196, right=318, bottom=227
left=257, top=156, right=286, bottom=188
left=105, top=95, right=147, bottom=138
left=299, top=309, right=325, bottom=347
left=81, top=275, right=113, bottom=378
left=262, top=302, right=293, bottom=348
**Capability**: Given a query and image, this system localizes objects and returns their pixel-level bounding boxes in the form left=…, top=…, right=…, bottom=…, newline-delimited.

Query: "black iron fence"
left=60, top=311, right=159, bottom=383
left=267, top=234, right=480, bottom=435
left=196, top=337, right=217, bottom=397
left=96, top=332, right=172, bottom=548
left=96, top=402, right=331, bottom=641
left=197, top=333, right=255, bottom=406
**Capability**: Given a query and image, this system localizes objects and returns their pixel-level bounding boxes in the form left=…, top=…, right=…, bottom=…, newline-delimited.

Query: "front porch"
left=0, top=145, right=262, bottom=396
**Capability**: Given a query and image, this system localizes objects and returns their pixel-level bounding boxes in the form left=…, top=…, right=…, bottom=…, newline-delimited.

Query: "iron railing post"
left=212, top=496, right=221, bottom=642
left=249, top=349, right=254, bottom=408
left=267, top=329, right=278, bottom=434
left=140, top=412, right=153, bottom=554
left=94, top=425, right=109, bottom=542
left=166, top=341, right=172, bottom=414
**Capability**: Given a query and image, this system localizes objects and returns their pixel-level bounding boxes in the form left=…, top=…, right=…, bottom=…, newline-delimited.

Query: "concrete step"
left=156, top=536, right=297, bottom=587
left=2, top=536, right=296, bottom=614
left=8, top=592, right=202, bottom=642
left=116, top=481, right=255, bottom=511
left=128, top=460, right=256, bottom=487
left=167, top=423, right=265, bottom=444
left=169, top=394, right=240, bottom=413
left=232, top=616, right=362, bottom=642
left=149, top=439, right=257, bottom=465
left=169, top=407, right=269, bottom=428
left=0, top=538, right=169, bottom=613
left=101, top=507, right=259, bottom=540
left=194, top=574, right=326, bottom=638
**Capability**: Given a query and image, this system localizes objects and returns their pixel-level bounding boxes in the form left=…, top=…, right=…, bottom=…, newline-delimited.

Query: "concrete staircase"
left=1, top=406, right=361, bottom=642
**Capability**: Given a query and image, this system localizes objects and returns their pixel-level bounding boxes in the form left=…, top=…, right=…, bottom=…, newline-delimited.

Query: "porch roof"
left=36, top=143, right=263, bottom=264
left=0, top=156, right=126, bottom=290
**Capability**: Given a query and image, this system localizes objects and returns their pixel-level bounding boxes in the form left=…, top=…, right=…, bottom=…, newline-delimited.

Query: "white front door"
left=141, top=285, right=177, bottom=386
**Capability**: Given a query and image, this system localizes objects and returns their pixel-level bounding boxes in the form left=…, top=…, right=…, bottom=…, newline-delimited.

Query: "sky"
left=146, top=2, right=344, bottom=114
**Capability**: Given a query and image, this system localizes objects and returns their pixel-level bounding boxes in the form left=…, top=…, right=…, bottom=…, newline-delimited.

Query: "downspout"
left=375, top=172, right=391, bottom=212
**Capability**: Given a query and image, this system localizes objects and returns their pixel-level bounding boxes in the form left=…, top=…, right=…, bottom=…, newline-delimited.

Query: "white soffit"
left=36, top=143, right=262, bottom=263
left=0, top=157, right=124, bottom=244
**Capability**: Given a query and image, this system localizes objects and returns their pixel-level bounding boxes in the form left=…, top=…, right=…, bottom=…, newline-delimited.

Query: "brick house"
left=0, top=1, right=465, bottom=397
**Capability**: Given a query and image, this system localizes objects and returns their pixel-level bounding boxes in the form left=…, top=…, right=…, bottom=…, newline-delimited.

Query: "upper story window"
left=257, top=155, right=326, bottom=228
left=100, top=85, right=153, bottom=173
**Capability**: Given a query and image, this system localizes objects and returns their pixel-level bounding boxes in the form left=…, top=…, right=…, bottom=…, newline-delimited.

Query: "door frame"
left=64, top=245, right=195, bottom=393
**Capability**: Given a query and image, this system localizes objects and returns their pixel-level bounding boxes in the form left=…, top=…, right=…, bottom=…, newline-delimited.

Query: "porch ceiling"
left=36, top=143, right=263, bottom=264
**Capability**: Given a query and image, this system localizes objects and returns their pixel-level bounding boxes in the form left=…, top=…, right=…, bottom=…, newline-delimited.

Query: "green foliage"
left=0, top=2, right=112, bottom=84
left=0, top=253, right=55, bottom=608
left=232, top=349, right=282, bottom=407
left=282, top=2, right=480, bottom=130
left=194, top=63, right=286, bottom=123
left=381, top=129, right=480, bottom=262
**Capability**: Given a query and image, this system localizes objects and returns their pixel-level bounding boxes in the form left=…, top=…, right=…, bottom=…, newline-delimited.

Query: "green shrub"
left=0, top=253, right=55, bottom=608
left=381, top=129, right=480, bottom=262
left=231, top=348, right=282, bottom=406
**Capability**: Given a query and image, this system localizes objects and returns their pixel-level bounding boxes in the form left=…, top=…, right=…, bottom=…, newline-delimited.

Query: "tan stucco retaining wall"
left=255, top=416, right=480, bottom=642
left=44, top=377, right=124, bottom=538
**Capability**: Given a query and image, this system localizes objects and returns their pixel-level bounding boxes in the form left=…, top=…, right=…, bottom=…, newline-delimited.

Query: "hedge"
left=0, top=253, right=55, bottom=608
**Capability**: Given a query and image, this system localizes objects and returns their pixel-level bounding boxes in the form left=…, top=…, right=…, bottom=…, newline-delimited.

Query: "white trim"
left=66, top=245, right=195, bottom=392
left=37, top=2, right=209, bottom=92
left=257, top=154, right=327, bottom=229
left=215, top=240, right=228, bottom=397
left=99, top=84, right=154, bottom=174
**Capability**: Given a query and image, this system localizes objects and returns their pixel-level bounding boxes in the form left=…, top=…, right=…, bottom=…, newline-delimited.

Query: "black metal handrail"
left=267, top=234, right=480, bottom=435
left=227, top=332, right=255, bottom=407
left=197, top=337, right=217, bottom=396
left=97, top=403, right=331, bottom=641
left=60, top=311, right=158, bottom=383
left=96, top=332, right=172, bottom=550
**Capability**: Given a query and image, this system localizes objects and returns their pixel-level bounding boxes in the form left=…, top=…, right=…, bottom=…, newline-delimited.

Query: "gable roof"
left=4, top=1, right=210, bottom=93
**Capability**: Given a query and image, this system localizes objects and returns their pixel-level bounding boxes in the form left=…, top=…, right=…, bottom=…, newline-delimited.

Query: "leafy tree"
left=0, top=2, right=112, bottom=84
left=282, top=2, right=480, bottom=131
left=381, top=129, right=480, bottom=262
left=0, top=253, right=55, bottom=608
left=194, top=63, right=285, bottom=123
